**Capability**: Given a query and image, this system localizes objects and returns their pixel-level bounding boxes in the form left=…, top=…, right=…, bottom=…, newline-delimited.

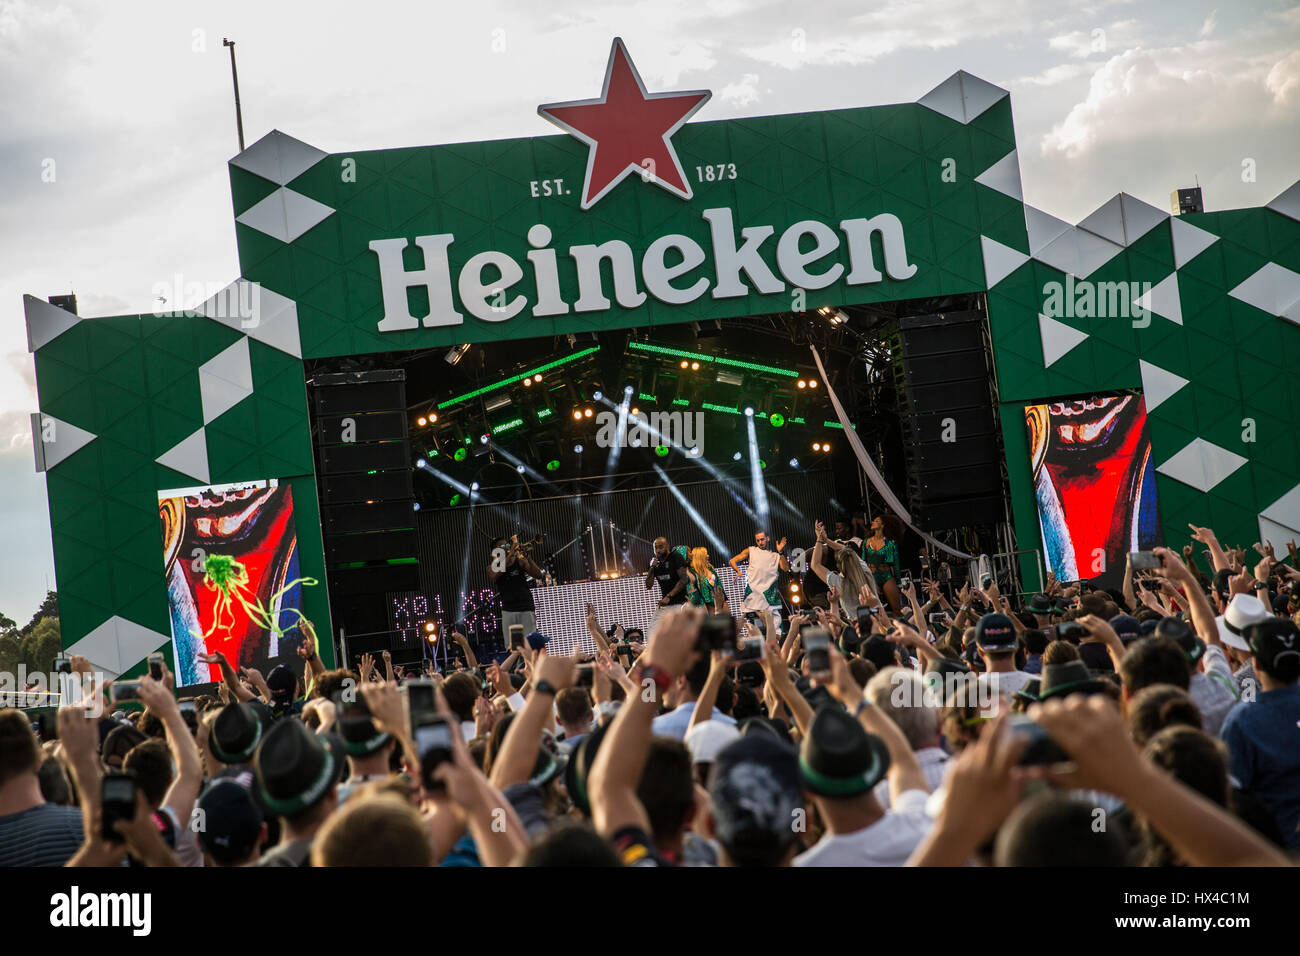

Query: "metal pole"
left=222, top=38, right=245, bottom=152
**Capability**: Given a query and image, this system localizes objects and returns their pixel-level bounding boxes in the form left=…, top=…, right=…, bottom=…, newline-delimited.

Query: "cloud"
left=1266, top=49, right=1300, bottom=106
left=719, top=72, right=761, bottom=107
left=1200, top=10, right=1217, bottom=39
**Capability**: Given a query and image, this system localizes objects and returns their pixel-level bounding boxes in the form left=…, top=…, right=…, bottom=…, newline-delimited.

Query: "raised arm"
left=589, top=606, right=701, bottom=838
left=490, top=651, right=576, bottom=790
left=728, top=548, right=749, bottom=574
left=1155, top=546, right=1221, bottom=651
left=137, top=671, right=203, bottom=828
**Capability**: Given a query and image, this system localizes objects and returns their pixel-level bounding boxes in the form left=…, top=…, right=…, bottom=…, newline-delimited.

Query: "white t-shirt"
left=976, top=669, right=1034, bottom=703
left=873, top=748, right=949, bottom=810
left=793, top=789, right=932, bottom=866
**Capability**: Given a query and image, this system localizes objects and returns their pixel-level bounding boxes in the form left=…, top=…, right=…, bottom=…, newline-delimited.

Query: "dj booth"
left=382, top=564, right=769, bottom=665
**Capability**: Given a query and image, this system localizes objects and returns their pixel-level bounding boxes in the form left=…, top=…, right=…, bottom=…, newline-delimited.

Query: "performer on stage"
left=860, top=515, right=903, bottom=613
left=810, top=520, right=877, bottom=621
left=686, top=546, right=728, bottom=614
left=488, top=534, right=544, bottom=638
left=646, top=537, right=690, bottom=624
left=729, top=531, right=789, bottom=630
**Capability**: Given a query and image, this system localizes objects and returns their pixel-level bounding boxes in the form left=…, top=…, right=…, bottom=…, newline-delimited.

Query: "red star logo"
left=538, top=38, right=711, bottom=210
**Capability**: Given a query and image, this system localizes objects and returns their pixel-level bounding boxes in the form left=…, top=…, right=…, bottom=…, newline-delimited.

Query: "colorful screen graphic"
left=159, top=479, right=303, bottom=687
left=1024, top=393, right=1160, bottom=588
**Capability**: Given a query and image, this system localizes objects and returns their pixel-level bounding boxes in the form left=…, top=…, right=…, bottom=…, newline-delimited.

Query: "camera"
left=733, top=637, right=765, bottom=662
left=804, top=628, right=831, bottom=678
left=414, top=715, right=454, bottom=791
left=110, top=681, right=141, bottom=703
left=697, top=614, right=738, bottom=652
left=101, top=772, right=137, bottom=842
left=1009, top=714, right=1069, bottom=766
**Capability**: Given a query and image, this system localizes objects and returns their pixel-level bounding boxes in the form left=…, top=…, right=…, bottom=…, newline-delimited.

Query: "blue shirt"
left=1221, top=684, right=1300, bottom=849
left=1024, top=655, right=1043, bottom=675
left=650, top=702, right=736, bottom=741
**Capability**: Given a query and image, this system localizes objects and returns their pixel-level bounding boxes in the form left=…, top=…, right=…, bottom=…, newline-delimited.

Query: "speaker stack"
left=889, top=309, right=1006, bottom=530
left=311, top=369, right=419, bottom=638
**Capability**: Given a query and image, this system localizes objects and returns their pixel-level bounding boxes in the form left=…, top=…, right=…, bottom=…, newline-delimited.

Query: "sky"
left=1, top=0, right=1298, bottom=622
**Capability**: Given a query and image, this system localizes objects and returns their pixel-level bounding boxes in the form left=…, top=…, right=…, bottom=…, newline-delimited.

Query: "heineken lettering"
left=368, top=207, right=917, bottom=333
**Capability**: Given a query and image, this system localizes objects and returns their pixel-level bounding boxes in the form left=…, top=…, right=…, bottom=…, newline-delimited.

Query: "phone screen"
left=405, top=680, right=436, bottom=729
left=805, top=628, right=831, bottom=675
left=509, top=625, right=524, bottom=650
left=101, top=774, right=136, bottom=841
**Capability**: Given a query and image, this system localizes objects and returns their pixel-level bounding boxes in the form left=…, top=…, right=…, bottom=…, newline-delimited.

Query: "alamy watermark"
left=1042, top=276, right=1152, bottom=328
left=151, top=275, right=263, bottom=328
left=594, top=409, right=705, bottom=456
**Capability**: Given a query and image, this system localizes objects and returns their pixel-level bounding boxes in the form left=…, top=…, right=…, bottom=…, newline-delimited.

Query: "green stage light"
left=823, top=421, right=857, bottom=430
left=627, top=342, right=798, bottom=378
left=769, top=413, right=785, bottom=427
left=492, top=417, right=525, bottom=436
left=437, top=346, right=601, bottom=409
left=453, top=447, right=468, bottom=462
left=537, top=408, right=553, bottom=420
left=671, top=397, right=690, bottom=406
left=701, top=402, right=741, bottom=415
left=546, top=459, right=560, bottom=472
left=638, top=392, right=656, bottom=403
left=449, top=493, right=462, bottom=506
left=655, top=445, right=669, bottom=457
left=760, top=459, right=767, bottom=469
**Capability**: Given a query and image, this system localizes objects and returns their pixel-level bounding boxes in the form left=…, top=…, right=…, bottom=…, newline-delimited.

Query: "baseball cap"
left=1216, top=594, right=1274, bottom=651
left=685, top=720, right=741, bottom=765
left=1108, top=614, right=1142, bottom=645
left=1155, top=616, right=1204, bottom=664
left=195, top=778, right=264, bottom=865
left=708, top=734, right=803, bottom=865
left=265, top=663, right=297, bottom=699
left=1244, top=618, right=1300, bottom=680
left=975, top=613, right=1017, bottom=652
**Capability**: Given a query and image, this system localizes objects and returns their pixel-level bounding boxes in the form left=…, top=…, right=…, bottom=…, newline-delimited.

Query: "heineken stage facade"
left=26, top=40, right=1300, bottom=680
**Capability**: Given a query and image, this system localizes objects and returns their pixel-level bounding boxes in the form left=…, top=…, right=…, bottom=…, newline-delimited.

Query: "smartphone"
left=899, top=574, right=912, bottom=591
left=928, top=612, right=948, bottom=625
left=981, top=575, right=993, bottom=590
left=1009, top=714, right=1069, bottom=766
left=414, top=715, right=454, bottom=790
left=148, top=653, right=164, bottom=681
left=111, top=680, right=141, bottom=703
left=1129, top=551, right=1162, bottom=571
left=804, top=628, right=831, bottom=679
left=855, top=605, right=874, bottom=631
left=403, top=678, right=437, bottom=731
left=733, top=637, right=765, bottom=662
left=101, top=772, right=137, bottom=842
left=508, top=625, right=524, bottom=651
left=616, top=643, right=634, bottom=667
left=575, top=664, right=594, bottom=688
left=1057, top=621, right=1086, bottom=642
left=698, top=614, right=738, bottom=652
left=53, top=656, right=71, bottom=675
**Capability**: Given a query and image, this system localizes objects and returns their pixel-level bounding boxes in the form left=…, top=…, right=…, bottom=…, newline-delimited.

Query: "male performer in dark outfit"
left=646, top=537, right=690, bottom=629
left=489, top=535, right=544, bottom=639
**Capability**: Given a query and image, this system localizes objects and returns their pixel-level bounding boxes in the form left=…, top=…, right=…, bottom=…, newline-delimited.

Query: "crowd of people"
left=2, top=518, right=1297, bottom=868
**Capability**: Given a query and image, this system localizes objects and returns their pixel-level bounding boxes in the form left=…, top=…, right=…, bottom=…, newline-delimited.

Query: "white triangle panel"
left=65, top=615, right=171, bottom=679
left=229, top=130, right=327, bottom=185
left=1133, top=273, right=1183, bottom=326
left=201, top=281, right=302, bottom=358
left=1038, top=313, right=1088, bottom=367
left=980, top=235, right=1028, bottom=287
left=1169, top=216, right=1217, bottom=269
left=974, top=150, right=1022, bottom=201
left=24, top=294, right=82, bottom=352
left=1156, top=438, right=1247, bottom=492
left=918, top=71, right=1008, bottom=123
left=1138, top=360, right=1188, bottom=411
left=235, top=187, right=334, bottom=243
left=1228, top=263, right=1300, bottom=317
left=30, top=413, right=96, bottom=471
left=157, top=427, right=210, bottom=484
left=1024, top=205, right=1071, bottom=256
left=1266, top=180, right=1300, bottom=224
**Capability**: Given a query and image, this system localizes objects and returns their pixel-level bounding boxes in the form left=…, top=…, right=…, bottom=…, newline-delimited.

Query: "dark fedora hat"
left=254, top=718, right=342, bottom=817
left=798, top=706, right=890, bottom=798
left=1036, top=660, right=1112, bottom=701
left=564, top=721, right=609, bottom=817
left=210, top=702, right=264, bottom=765
left=1025, top=593, right=1054, bottom=614
left=1155, top=616, right=1204, bottom=664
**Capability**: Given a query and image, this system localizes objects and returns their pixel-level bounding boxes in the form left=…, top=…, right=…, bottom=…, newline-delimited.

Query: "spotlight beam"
left=746, top=415, right=771, bottom=530
left=652, top=464, right=729, bottom=558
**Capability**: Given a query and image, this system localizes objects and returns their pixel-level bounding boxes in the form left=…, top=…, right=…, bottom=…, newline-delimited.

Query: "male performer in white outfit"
left=729, top=531, right=790, bottom=633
